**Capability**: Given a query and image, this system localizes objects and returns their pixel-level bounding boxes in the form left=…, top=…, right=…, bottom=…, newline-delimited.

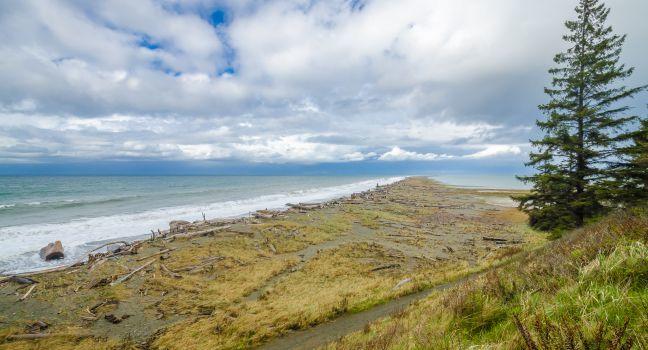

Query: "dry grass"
left=0, top=177, right=540, bottom=349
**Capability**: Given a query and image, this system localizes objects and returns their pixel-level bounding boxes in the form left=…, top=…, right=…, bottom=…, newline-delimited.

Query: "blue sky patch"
left=138, top=35, right=162, bottom=50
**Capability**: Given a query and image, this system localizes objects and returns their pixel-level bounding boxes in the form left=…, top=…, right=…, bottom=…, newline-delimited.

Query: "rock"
left=39, top=241, right=64, bottom=260
left=169, top=220, right=190, bottom=233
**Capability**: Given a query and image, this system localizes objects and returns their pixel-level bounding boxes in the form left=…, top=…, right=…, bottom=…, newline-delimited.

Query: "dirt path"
left=255, top=273, right=476, bottom=350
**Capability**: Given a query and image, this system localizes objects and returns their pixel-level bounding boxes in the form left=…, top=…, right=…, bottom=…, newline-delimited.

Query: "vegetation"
left=0, top=178, right=537, bottom=349
left=609, top=117, right=648, bottom=206
left=516, top=0, right=647, bottom=231
left=328, top=207, right=648, bottom=349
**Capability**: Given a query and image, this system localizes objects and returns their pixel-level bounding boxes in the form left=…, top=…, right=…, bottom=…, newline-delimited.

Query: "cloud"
left=0, top=0, right=646, bottom=165
left=378, top=146, right=450, bottom=161
left=464, top=145, right=523, bottom=159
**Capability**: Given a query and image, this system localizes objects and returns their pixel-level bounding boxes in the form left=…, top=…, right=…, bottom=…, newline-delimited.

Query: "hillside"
left=328, top=208, right=648, bottom=349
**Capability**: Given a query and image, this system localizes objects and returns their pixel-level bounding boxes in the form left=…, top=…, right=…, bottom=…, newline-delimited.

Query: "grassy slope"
left=329, top=208, right=648, bottom=349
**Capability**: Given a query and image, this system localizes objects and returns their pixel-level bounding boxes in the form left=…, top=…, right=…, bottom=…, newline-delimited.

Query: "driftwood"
left=87, top=241, right=143, bottom=268
left=26, top=320, right=49, bottom=333
left=89, top=241, right=129, bottom=253
left=254, top=212, right=275, bottom=219
left=169, top=220, right=191, bottom=233
left=392, top=277, right=412, bottom=290
left=370, top=264, right=400, bottom=272
left=89, top=299, right=118, bottom=313
left=18, top=284, right=37, bottom=301
left=286, top=202, right=322, bottom=211
left=39, top=241, right=64, bottom=260
left=87, top=277, right=113, bottom=289
left=110, top=259, right=155, bottom=286
left=174, top=256, right=224, bottom=273
left=136, top=248, right=176, bottom=262
left=159, top=263, right=182, bottom=279
left=482, top=236, right=508, bottom=242
left=6, top=333, right=92, bottom=341
left=1, top=276, right=38, bottom=285
left=166, top=225, right=231, bottom=240
left=104, top=314, right=130, bottom=324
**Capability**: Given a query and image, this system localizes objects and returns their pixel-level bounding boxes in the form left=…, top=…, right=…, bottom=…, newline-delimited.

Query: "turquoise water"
left=0, top=176, right=403, bottom=273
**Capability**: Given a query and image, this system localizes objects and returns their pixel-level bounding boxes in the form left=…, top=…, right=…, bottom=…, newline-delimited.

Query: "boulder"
left=39, top=241, right=64, bottom=260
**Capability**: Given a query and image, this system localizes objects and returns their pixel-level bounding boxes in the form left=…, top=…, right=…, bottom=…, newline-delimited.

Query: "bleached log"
left=110, top=259, right=155, bottom=286
left=136, top=248, right=176, bottom=261
left=39, top=241, right=64, bottom=260
left=18, top=284, right=37, bottom=301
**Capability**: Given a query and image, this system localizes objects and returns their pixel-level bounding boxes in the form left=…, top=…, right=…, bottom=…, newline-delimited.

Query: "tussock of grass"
left=329, top=208, right=648, bottom=349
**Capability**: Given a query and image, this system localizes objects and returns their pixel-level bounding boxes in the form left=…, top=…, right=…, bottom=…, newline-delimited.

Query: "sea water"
left=0, top=176, right=403, bottom=273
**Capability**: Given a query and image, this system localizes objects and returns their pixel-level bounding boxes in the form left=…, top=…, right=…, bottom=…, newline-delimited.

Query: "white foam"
left=0, top=176, right=404, bottom=273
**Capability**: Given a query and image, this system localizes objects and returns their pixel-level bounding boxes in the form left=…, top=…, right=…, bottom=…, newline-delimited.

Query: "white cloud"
left=231, top=134, right=361, bottom=163
left=378, top=146, right=451, bottom=161
left=178, top=144, right=232, bottom=160
left=464, top=144, right=523, bottom=159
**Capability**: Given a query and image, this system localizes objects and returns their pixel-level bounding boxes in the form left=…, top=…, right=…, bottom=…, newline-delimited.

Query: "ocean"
left=0, top=176, right=405, bottom=273
left=0, top=174, right=526, bottom=273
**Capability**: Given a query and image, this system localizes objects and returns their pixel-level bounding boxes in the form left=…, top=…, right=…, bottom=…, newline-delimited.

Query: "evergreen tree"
left=609, top=114, right=648, bottom=205
left=516, top=0, right=646, bottom=230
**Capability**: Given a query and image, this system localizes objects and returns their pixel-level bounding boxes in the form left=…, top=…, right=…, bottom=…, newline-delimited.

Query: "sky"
left=0, top=0, right=647, bottom=175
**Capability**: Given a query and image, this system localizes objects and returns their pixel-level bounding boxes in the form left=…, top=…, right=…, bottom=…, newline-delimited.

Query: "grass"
left=328, top=207, right=648, bottom=349
left=0, top=177, right=543, bottom=349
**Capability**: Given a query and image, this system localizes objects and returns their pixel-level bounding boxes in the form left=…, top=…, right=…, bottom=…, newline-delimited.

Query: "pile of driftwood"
left=286, top=202, right=323, bottom=211
left=253, top=209, right=283, bottom=219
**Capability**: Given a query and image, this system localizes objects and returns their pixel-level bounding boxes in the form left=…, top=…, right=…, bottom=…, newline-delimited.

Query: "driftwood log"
left=165, top=225, right=231, bottom=240
left=136, top=248, right=176, bottom=261
left=286, top=203, right=322, bottom=211
left=6, top=333, right=91, bottom=341
left=39, top=241, right=64, bottom=260
left=370, top=264, right=400, bottom=272
left=110, top=259, right=155, bottom=286
left=18, top=284, right=37, bottom=301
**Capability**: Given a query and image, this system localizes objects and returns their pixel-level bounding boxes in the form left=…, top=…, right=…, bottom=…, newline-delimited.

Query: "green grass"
left=330, top=207, right=648, bottom=350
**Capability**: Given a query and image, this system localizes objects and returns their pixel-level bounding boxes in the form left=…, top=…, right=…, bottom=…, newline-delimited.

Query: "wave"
left=0, top=176, right=405, bottom=274
left=0, top=195, right=144, bottom=212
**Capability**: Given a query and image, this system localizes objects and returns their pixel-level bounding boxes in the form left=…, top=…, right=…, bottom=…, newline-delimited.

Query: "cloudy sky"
left=0, top=0, right=646, bottom=173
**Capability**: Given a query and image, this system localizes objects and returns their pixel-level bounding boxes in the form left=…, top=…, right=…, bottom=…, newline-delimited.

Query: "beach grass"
left=0, top=177, right=543, bottom=349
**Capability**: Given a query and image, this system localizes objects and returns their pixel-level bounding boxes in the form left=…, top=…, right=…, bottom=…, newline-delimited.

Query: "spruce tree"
left=609, top=115, right=648, bottom=205
left=516, top=0, right=646, bottom=230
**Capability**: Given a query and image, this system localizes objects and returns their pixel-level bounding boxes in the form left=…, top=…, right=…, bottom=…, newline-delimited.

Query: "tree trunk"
left=39, top=241, right=64, bottom=260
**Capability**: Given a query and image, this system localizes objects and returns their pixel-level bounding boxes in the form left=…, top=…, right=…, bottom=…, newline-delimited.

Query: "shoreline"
left=0, top=176, right=406, bottom=275
left=0, top=177, right=537, bottom=349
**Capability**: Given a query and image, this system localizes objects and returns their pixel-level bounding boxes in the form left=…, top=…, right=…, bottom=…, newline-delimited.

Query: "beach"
left=0, top=177, right=538, bottom=349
